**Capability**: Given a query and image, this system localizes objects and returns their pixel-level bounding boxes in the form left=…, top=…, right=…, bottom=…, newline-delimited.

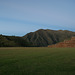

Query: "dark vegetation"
left=0, top=29, right=75, bottom=47
left=23, top=29, right=75, bottom=47
left=0, top=35, right=31, bottom=47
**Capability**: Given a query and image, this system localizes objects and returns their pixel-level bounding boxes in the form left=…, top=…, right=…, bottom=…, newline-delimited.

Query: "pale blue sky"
left=0, top=0, right=75, bottom=36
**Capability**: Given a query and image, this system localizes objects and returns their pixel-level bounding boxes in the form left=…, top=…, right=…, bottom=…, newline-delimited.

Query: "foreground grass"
left=0, top=47, right=75, bottom=75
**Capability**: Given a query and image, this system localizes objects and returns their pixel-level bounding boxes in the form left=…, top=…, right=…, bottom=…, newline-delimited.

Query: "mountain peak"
left=23, top=29, right=75, bottom=47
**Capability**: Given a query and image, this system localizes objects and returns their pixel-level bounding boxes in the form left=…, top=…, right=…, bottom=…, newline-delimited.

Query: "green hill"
left=23, top=29, right=75, bottom=47
left=0, top=35, right=31, bottom=47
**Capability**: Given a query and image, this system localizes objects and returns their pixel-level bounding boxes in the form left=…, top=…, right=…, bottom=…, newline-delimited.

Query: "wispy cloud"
left=0, top=0, right=75, bottom=36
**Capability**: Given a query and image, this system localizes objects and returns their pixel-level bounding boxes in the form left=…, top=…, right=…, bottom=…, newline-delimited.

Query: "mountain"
left=0, top=35, right=31, bottom=47
left=23, top=29, right=75, bottom=47
left=0, top=29, right=75, bottom=47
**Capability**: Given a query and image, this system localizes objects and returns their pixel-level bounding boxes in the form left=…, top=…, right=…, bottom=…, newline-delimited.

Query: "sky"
left=0, top=0, right=75, bottom=36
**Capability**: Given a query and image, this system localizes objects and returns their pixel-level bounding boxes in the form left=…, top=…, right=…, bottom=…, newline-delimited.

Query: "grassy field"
left=0, top=47, right=75, bottom=75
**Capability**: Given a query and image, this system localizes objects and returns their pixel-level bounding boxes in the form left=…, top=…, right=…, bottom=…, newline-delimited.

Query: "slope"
left=23, top=29, right=75, bottom=47
left=0, top=35, right=31, bottom=47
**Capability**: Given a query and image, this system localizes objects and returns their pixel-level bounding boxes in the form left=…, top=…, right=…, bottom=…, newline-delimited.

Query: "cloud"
left=0, top=0, right=75, bottom=36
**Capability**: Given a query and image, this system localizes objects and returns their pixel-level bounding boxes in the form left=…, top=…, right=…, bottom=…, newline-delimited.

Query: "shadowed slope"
left=0, top=35, right=31, bottom=47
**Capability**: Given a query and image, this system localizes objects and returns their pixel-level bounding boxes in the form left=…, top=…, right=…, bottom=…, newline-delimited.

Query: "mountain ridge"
left=23, top=29, right=75, bottom=47
left=0, top=29, right=75, bottom=47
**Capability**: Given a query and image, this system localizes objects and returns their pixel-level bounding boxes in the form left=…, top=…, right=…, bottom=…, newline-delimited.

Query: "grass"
left=0, top=47, right=75, bottom=75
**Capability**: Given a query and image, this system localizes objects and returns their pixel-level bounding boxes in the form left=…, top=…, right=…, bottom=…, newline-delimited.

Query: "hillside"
left=23, top=29, right=75, bottom=47
left=48, top=37, right=75, bottom=47
left=0, top=35, right=31, bottom=47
